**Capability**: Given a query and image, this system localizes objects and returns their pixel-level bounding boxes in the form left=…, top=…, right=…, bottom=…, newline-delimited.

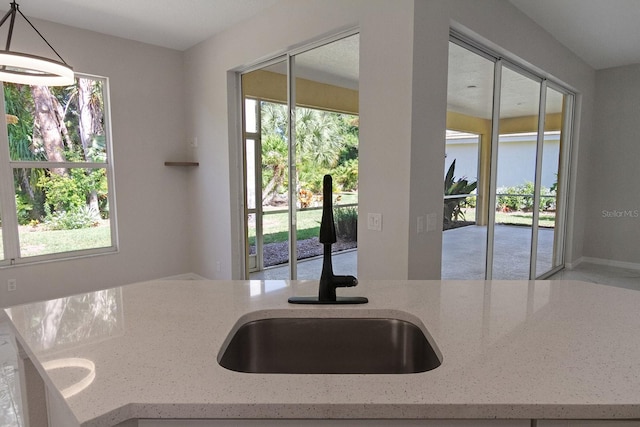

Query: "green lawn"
left=0, top=225, right=111, bottom=258
left=250, top=194, right=357, bottom=245
left=248, top=201, right=555, bottom=248
left=251, top=208, right=323, bottom=245
left=496, top=211, right=556, bottom=227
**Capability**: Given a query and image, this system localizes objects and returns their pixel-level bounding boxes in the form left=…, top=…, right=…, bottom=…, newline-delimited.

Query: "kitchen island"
left=4, top=279, right=640, bottom=426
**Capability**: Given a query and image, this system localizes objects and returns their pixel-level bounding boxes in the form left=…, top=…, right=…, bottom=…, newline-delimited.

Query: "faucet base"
left=288, top=296, right=369, bottom=305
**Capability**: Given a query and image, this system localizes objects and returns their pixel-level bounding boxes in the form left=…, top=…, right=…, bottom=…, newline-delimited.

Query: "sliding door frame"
left=450, top=32, right=576, bottom=280
left=238, top=28, right=359, bottom=280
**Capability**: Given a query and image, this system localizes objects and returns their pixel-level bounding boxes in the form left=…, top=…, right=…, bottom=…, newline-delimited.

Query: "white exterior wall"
left=496, top=138, right=560, bottom=189
left=445, top=138, right=480, bottom=183
left=446, top=136, right=560, bottom=192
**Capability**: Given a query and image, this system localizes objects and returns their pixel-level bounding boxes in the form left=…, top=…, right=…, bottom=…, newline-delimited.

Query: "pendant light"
left=0, top=1, right=74, bottom=86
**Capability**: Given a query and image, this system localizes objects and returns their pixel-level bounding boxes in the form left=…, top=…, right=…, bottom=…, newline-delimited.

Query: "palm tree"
left=295, top=108, right=342, bottom=168
left=259, top=101, right=355, bottom=203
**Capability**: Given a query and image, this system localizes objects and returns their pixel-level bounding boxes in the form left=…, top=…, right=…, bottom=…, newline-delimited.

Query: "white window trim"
left=0, top=73, right=119, bottom=267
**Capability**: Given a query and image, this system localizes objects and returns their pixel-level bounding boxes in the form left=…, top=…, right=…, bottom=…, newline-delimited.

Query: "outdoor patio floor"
left=250, top=224, right=555, bottom=280
left=441, top=224, right=554, bottom=279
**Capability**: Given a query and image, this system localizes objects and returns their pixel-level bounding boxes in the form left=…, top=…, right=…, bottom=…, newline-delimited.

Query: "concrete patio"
left=250, top=224, right=555, bottom=280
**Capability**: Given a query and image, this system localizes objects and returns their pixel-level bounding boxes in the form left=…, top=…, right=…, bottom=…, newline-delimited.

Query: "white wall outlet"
left=367, top=213, right=382, bottom=231
left=216, top=261, right=221, bottom=273
left=426, top=212, right=437, bottom=232
left=417, top=215, right=425, bottom=234
left=7, top=279, right=16, bottom=292
left=190, top=137, right=198, bottom=148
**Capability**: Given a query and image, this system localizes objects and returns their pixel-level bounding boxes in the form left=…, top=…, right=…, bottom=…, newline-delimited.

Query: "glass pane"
left=294, top=34, right=359, bottom=280
left=247, top=212, right=258, bottom=270
left=14, top=167, right=111, bottom=258
left=4, top=75, right=113, bottom=260
left=535, top=87, right=564, bottom=276
left=5, top=78, right=108, bottom=163
left=246, top=139, right=256, bottom=210
left=245, top=98, right=258, bottom=133
left=493, top=66, right=540, bottom=279
left=242, top=61, right=288, bottom=278
left=442, top=42, right=493, bottom=280
left=260, top=100, right=289, bottom=275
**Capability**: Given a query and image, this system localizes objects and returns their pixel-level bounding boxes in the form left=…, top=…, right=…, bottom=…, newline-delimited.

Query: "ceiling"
left=6, top=0, right=640, bottom=70
left=509, top=0, right=640, bottom=70
left=263, top=34, right=360, bottom=90
left=4, top=0, right=282, bottom=51
left=4, top=0, right=638, bottom=121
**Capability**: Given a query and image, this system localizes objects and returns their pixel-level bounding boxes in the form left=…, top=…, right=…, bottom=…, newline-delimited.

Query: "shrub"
left=496, top=182, right=555, bottom=212
left=15, top=194, right=33, bottom=225
left=44, top=206, right=101, bottom=230
left=300, top=172, right=325, bottom=195
left=496, top=186, right=522, bottom=211
left=334, top=206, right=357, bottom=242
left=334, top=159, right=358, bottom=191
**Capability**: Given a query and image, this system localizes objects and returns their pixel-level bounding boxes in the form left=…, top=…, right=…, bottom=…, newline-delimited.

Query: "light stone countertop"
left=5, top=279, right=640, bottom=426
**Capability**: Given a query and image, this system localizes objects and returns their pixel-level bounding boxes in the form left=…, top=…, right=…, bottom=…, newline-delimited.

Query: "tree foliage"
left=259, top=101, right=358, bottom=204
left=444, top=159, right=478, bottom=225
left=5, top=78, right=109, bottom=227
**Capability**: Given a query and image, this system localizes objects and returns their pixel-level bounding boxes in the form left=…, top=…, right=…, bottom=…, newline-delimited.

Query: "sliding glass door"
left=242, top=60, right=289, bottom=276
left=443, top=41, right=493, bottom=280
left=534, top=85, right=572, bottom=277
left=443, top=37, right=574, bottom=280
left=241, top=33, right=359, bottom=280
left=490, top=65, right=540, bottom=279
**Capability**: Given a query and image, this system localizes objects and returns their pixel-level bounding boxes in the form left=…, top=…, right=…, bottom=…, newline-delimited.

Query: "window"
left=0, top=74, right=117, bottom=266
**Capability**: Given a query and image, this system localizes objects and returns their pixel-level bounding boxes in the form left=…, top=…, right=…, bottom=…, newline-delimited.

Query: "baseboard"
left=565, top=257, right=584, bottom=270
left=572, top=257, right=640, bottom=272
left=160, top=272, right=208, bottom=281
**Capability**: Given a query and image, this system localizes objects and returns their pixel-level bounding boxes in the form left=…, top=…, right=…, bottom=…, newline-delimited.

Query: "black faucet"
left=289, top=175, right=367, bottom=304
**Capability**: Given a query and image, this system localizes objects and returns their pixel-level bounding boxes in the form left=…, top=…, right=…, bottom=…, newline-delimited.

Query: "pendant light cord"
left=0, top=1, right=69, bottom=65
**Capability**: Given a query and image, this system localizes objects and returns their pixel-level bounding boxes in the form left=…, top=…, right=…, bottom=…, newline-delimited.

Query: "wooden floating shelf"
left=164, top=161, right=199, bottom=167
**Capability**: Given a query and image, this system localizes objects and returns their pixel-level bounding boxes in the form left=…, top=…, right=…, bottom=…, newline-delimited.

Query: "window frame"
left=0, top=73, right=118, bottom=267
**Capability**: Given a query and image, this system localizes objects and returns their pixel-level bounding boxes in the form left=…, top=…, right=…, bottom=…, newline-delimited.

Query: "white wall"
left=184, top=0, right=420, bottom=280
left=446, top=0, right=595, bottom=266
left=0, top=0, right=603, bottom=306
left=0, top=18, right=191, bottom=307
left=185, top=0, right=595, bottom=281
left=409, top=0, right=594, bottom=275
left=585, top=64, right=640, bottom=265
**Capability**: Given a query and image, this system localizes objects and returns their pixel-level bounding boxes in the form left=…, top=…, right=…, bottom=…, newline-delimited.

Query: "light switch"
left=367, top=213, right=382, bottom=231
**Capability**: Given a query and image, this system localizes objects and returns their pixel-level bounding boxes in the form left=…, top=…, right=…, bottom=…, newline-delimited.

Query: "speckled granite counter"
left=5, top=279, right=640, bottom=426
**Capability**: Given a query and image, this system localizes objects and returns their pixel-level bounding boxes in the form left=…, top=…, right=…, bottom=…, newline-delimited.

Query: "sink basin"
left=218, top=316, right=441, bottom=374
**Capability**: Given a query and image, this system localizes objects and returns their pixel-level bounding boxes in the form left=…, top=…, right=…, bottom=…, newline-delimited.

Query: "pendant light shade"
left=0, top=1, right=74, bottom=86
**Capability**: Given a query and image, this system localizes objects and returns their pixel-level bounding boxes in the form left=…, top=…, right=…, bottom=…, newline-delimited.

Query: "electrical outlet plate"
left=426, top=213, right=437, bottom=232
left=7, top=279, right=16, bottom=292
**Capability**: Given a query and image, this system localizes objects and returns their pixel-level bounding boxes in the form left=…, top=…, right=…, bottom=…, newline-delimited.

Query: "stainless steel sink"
left=218, top=317, right=441, bottom=374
